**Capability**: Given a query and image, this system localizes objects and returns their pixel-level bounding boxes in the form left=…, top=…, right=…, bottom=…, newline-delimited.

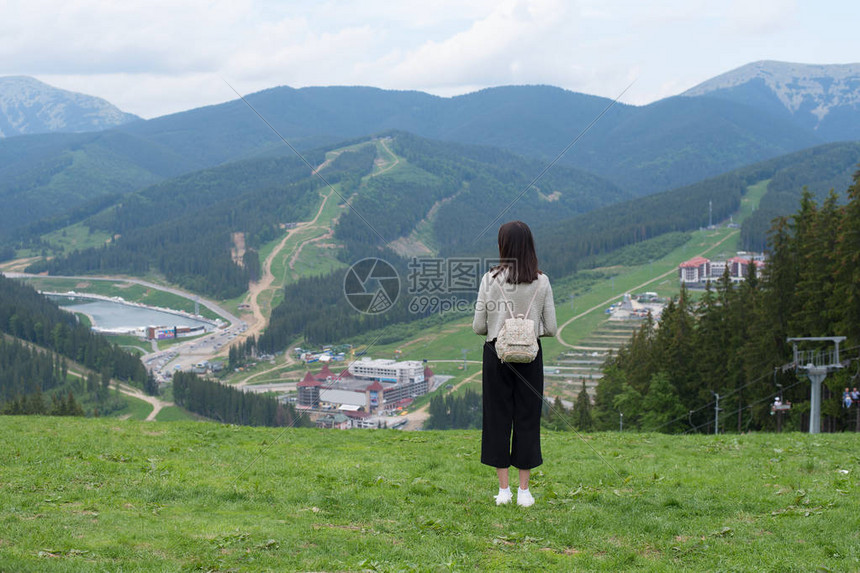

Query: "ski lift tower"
left=787, top=336, right=846, bottom=434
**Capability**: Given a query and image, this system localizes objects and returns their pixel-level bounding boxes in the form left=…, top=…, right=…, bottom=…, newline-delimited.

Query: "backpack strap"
left=495, top=274, right=542, bottom=319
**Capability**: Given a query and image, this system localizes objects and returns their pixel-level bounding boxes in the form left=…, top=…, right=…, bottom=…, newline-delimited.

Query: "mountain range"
left=683, top=60, right=860, bottom=141
left=0, top=60, right=858, bottom=242
left=0, top=76, right=139, bottom=138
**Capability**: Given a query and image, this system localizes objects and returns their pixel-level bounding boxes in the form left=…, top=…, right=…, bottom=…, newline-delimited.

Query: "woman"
left=472, top=220, right=557, bottom=507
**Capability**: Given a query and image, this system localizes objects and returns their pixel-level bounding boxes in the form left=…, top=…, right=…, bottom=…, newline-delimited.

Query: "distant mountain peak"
left=0, top=75, right=139, bottom=138
left=683, top=60, right=860, bottom=125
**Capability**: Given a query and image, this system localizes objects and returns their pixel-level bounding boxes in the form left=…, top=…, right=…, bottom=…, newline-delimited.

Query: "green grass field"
left=107, top=394, right=153, bottom=421
left=23, top=222, right=113, bottom=257
left=154, top=406, right=196, bottom=422
left=0, top=417, right=857, bottom=572
left=104, top=334, right=150, bottom=356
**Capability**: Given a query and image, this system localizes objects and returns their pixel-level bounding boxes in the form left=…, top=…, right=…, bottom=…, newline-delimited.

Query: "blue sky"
left=1, top=0, right=857, bottom=118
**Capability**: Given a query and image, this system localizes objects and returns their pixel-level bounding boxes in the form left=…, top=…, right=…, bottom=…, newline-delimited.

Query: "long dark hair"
left=491, top=220, right=541, bottom=284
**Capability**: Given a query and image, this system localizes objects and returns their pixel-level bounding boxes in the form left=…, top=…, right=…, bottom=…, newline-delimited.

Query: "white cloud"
left=725, top=0, right=798, bottom=35
left=381, top=0, right=591, bottom=91
left=2, top=0, right=858, bottom=118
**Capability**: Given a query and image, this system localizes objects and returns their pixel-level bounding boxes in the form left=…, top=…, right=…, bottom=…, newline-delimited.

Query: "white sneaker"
left=495, top=488, right=512, bottom=505
left=517, top=488, right=534, bottom=507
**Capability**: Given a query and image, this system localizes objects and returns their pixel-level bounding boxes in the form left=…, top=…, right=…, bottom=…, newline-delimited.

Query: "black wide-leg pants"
left=481, top=339, right=544, bottom=470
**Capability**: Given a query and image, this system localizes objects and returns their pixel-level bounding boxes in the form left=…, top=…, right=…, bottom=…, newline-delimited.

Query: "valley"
left=3, top=8, right=860, bottom=570
left=0, top=133, right=816, bottom=429
left=1, top=63, right=859, bottom=435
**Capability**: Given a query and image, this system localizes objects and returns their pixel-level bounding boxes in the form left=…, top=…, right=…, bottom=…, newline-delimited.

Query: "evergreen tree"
left=653, top=286, right=696, bottom=404
left=592, top=363, right=625, bottom=431
left=543, top=396, right=570, bottom=432
left=833, top=172, right=860, bottom=345
left=573, top=380, right=593, bottom=431
left=641, top=372, right=687, bottom=433
left=613, top=382, right=643, bottom=430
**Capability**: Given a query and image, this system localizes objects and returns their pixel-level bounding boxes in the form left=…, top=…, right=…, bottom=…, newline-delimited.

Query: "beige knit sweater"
left=472, top=269, right=557, bottom=341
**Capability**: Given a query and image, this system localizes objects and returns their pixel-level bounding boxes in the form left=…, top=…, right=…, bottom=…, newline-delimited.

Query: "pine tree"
left=794, top=190, right=840, bottom=336
left=653, top=286, right=696, bottom=403
left=573, top=380, right=593, bottom=431
left=543, top=396, right=569, bottom=431
left=613, top=382, right=643, bottom=430
left=694, top=280, right=730, bottom=415
left=833, top=171, right=860, bottom=345
left=593, top=363, right=626, bottom=431
left=641, top=372, right=687, bottom=433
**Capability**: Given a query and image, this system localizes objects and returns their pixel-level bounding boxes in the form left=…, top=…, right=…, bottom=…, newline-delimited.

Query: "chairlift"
left=770, top=401, right=791, bottom=413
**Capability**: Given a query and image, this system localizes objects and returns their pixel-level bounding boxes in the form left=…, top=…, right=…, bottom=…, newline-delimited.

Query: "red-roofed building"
left=679, top=253, right=766, bottom=286
left=728, top=256, right=752, bottom=281
left=294, top=358, right=431, bottom=416
left=679, top=256, right=710, bottom=284
left=297, top=371, right=323, bottom=408
left=298, top=371, right=320, bottom=386
left=315, top=364, right=335, bottom=381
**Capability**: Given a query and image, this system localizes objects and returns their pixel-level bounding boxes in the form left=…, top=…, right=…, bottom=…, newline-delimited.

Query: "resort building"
left=296, top=358, right=434, bottom=414
left=679, top=253, right=766, bottom=286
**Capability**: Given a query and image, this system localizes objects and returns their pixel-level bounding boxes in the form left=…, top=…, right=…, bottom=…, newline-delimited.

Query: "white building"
left=348, top=358, right=424, bottom=384
left=679, top=253, right=766, bottom=286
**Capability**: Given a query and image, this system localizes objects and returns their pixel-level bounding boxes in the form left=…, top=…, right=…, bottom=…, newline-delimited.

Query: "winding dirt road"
left=115, top=382, right=172, bottom=421
left=241, top=158, right=341, bottom=344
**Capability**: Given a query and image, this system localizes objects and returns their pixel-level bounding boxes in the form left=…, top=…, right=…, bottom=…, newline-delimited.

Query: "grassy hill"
left=1, top=417, right=857, bottom=571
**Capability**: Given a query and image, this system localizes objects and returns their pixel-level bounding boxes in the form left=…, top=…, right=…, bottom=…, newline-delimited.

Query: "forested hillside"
left=31, top=134, right=627, bottom=299
left=26, top=148, right=365, bottom=298
left=0, top=130, right=197, bottom=237
left=537, top=141, right=860, bottom=277
left=1, top=73, right=844, bottom=241
left=0, top=275, right=152, bottom=416
left=739, top=142, right=860, bottom=250
left=117, top=84, right=824, bottom=195
left=0, top=276, right=147, bottom=384
left=594, top=173, right=860, bottom=434
left=0, top=336, right=69, bottom=407
left=257, top=140, right=860, bottom=351
left=335, top=132, right=628, bottom=257
left=173, top=371, right=309, bottom=427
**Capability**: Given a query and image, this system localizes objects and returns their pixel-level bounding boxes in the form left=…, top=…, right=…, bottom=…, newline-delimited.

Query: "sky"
left=2, top=0, right=858, bottom=119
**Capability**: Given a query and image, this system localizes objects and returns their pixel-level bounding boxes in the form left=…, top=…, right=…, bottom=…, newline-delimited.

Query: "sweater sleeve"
left=539, top=276, right=557, bottom=337
left=472, top=273, right=489, bottom=335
